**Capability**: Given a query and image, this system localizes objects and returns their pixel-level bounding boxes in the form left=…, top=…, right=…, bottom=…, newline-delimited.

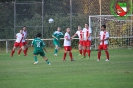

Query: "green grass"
left=0, top=49, right=133, bottom=88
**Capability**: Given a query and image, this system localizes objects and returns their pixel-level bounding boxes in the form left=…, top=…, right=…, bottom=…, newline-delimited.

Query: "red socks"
left=11, top=50, right=15, bottom=56
left=105, top=51, right=109, bottom=60
left=87, top=50, right=91, bottom=57
left=18, top=49, right=22, bottom=55
left=63, top=52, right=73, bottom=60
left=23, top=49, right=27, bottom=56
left=98, top=52, right=101, bottom=60
left=69, top=52, right=73, bottom=60
left=98, top=51, right=109, bottom=60
left=83, top=50, right=86, bottom=57
left=79, top=50, right=82, bottom=55
left=63, top=53, right=67, bottom=60
left=18, top=48, right=28, bottom=55
left=25, top=48, right=28, bottom=53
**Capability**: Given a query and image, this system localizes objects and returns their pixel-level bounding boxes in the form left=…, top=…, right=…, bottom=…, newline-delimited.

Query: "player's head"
left=85, top=23, right=89, bottom=28
left=66, top=28, right=70, bottom=33
left=78, top=26, right=81, bottom=30
left=23, top=26, right=26, bottom=31
left=36, top=33, right=42, bottom=38
left=20, top=29, right=23, bottom=34
left=57, top=27, right=61, bottom=31
left=101, top=25, right=106, bottom=31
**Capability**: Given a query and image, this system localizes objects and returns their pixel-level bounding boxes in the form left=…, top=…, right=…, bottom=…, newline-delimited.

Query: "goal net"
left=89, top=15, right=133, bottom=49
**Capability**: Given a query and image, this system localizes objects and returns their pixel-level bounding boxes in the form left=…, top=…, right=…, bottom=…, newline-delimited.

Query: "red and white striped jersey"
left=22, top=30, right=27, bottom=42
left=83, top=27, right=92, bottom=40
left=75, top=30, right=84, bottom=40
left=64, top=32, right=71, bottom=46
left=15, top=33, right=23, bottom=43
left=99, top=31, right=109, bottom=45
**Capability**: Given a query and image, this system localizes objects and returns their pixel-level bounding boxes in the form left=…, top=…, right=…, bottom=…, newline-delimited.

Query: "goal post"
left=89, top=15, right=133, bottom=50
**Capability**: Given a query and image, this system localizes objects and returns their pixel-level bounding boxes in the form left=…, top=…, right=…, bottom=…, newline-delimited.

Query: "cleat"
left=54, top=54, right=57, bottom=56
left=105, top=59, right=109, bottom=61
left=48, top=62, right=51, bottom=65
left=63, top=59, right=66, bottom=61
left=10, top=55, right=13, bottom=57
left=24, top=54, right=27, bottom=56
left=18, top=55, right=20, bottom=57
left=71, top=59, right=74, bottom=61
left=97, top=59, right=100, bottom=61
left=78, top=54, right=82, bottom=56
left=34, top=61, right=38, bottom=65
left=82, top=56, right=86, bottom=59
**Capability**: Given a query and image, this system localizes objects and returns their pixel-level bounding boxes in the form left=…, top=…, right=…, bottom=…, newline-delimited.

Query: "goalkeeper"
left=52, top=27, right=64, bottom=56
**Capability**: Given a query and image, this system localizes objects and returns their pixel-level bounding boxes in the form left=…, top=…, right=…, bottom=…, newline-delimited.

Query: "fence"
left=0, top=0, right=133, bottom=52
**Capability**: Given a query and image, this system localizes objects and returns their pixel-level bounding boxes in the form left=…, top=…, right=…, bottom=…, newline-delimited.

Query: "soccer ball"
left=48, top=18, right=54, bottom=23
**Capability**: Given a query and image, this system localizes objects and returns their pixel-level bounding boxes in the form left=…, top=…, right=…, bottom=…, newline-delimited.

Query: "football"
left=48, top=18, right=54, bottom=23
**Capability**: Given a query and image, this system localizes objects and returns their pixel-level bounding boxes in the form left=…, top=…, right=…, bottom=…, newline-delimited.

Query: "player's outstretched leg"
left=43, top=56, right=50, bottom=65
left=97, top=50, right=101, bottom=61
left=11, top=46, right=16, bottom=57
left=105, top=50, right=109, bottom=61
left=34, top=55, right=38, bottom=64
left=11, top=50, right=15, bottom=57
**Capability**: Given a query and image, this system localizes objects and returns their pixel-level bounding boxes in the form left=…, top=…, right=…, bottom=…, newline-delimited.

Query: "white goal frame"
left=89, top=15, right=133, bottom=49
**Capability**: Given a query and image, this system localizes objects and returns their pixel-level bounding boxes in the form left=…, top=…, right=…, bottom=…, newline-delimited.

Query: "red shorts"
left=14, top=42, right=23, bottom=47
left=83, top=40, right=91, bottom=47
left=22, top=42, right=27, bottom=46
left=79, top=41, right=83, bottom=45
left=64, top=46, right=72, bottom=51
left=98, top=44, right=108, bottom=50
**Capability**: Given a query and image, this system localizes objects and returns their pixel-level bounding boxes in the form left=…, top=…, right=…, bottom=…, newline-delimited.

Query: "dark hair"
left=85, top=23, right=89, bottom=26
left=23, top=26, right=26, bottom=28
left=101, top=25, right=106, bottom=28
left=57, top=27, right=61, bottom=29
left=36, top=33, right=42, bottom=37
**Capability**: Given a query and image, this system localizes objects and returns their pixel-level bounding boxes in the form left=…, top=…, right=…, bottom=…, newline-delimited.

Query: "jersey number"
left=37, top=42, right=41, bottom=47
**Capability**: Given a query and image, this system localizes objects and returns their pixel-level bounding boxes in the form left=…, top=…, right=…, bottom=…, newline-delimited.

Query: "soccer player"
left=31, top=33, right=50, bottom=65
left=11, top=30, right=26, bottom=57
left=18, top=26, right=28, bottom=56
left=97, top=25, right=110, bottom=61
left=63, top=28, right=74, bottom=61
left=52, top=27, right=64, bottom=56
left=71, top=26, right=83, bottom=55
left=82, top=23, right=92, bottom=59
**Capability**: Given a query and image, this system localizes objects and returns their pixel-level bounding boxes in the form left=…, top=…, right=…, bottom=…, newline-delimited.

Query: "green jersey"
left=31, top=38, right=45, bottom=51
left=52, top=31, right=64, bottom=41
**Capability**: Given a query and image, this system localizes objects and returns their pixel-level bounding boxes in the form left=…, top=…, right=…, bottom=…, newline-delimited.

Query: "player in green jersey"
left=52, top=27, right=64, bottom=56
left=31, top=33, right=50, bottom=65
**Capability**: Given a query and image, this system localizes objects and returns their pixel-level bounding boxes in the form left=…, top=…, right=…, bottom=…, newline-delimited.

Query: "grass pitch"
left=0, top=49, right=133, bottom=88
